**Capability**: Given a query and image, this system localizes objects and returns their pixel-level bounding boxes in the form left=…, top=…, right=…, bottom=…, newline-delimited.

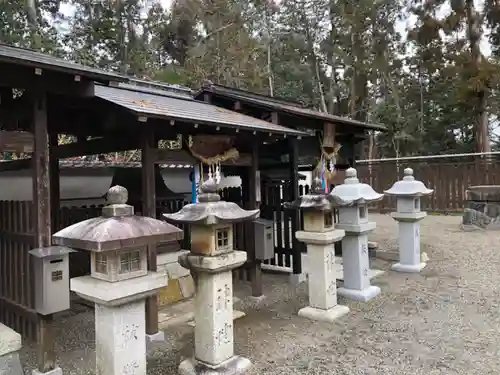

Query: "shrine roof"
left=94, top=83, right=310, bottom=137
left=0, top=44, right=126, bottom=83
left=194, top=83, right=387, bottom=132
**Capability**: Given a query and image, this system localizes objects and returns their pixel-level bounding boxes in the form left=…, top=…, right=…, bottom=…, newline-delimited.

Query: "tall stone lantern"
left=163, top=178, right=259, bottom=375
left=285, top=177, right=353, bottom=323
left=52, top=186, right=183, bottom=375
left=330, top=168, right=384, bottom=302
left=384, top=167, right=434, bottom=273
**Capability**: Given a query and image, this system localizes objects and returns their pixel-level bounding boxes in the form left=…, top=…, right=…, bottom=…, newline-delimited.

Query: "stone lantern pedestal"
left=285, top=177, right=353, bottom=323
left=331, top=168, right=384, bottom=302
left=164, top=178, right=259, bottom=375
left=52, top=186, right=183, bottom=375
left=296, top=229, right=349, bottom=322
left=178, top=251, right=250, bottom=374
left=384, top=168, right=434, bottom=273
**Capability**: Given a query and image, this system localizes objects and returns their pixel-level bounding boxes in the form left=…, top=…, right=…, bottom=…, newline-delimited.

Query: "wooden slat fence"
left=356, top=159, right=500, bottom=213
left=0, top=200, right=37, bottom=340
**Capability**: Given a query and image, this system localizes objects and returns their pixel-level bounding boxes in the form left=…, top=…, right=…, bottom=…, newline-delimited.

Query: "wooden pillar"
left=247, top=142, right=262, bottom=296
left=32, top=91, right=56, bottom=373
left=49, top=133, right=60, bottom=231
left=141, top=127, right=158, bottom=335
left=289, top=137, right=302, bottom=275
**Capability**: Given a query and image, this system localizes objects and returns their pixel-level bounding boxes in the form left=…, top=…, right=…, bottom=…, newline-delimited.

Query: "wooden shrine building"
left=0, top=44, right=385, bottom=374
left=0, top=44, right=308, bottom=374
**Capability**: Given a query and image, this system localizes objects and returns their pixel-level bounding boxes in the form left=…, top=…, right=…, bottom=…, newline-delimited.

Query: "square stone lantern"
left=163, top=178, right=259, bottom=375
left=284, top=177, right=353, bottom=323
left=384, top=167, right=434, bottom=273
left=330, top=168, right=384, bottom=302
left=52, top=185, right=183, bottom=375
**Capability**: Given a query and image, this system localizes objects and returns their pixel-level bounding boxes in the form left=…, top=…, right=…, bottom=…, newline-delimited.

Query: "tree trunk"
left=465, top=0, right=490, bottom=153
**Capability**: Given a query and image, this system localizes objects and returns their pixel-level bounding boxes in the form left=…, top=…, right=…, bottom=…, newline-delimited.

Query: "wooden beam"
left=247, top=142, right=262, bottom=297
left=0, top=158, right=31, bottom=172
left=0, top=131, right=34, bottom=152
left=288, top=137, right=302, bottom=275
left=55, top=136, right=139, bottom=158
left=49, top=133, right=60, bottom=231
left=153, top=148, right=252, bottom=167
left=32, top=91, right=56, bottom=373
left=0, top=63, right=95, bottom=97
left=142, top=128, right=158, bottom=336
left=203, top=93, right=211, bottom=103
left=270, top=111, right=279, bottom=124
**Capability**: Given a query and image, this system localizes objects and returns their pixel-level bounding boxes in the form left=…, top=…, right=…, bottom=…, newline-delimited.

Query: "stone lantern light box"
left=52, top=185, right=184, bottom=375
left=53, top=186, right=183, bottom=287
left=163, top=178, right=259, bottom=375
left=384, top=167, right=434, bottom=273
left=293, top=177, right=350, bottom=234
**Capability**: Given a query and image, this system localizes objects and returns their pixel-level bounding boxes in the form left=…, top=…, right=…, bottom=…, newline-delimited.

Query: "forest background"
left=2, top=0, right=500, bottom=159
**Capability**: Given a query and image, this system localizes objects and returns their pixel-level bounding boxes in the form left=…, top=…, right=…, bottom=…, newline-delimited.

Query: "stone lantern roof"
left=284, top=177, right=353, bottom=212
left=330, top=168, right=384, bottom=203
left=163, top=178, right=259, bottom=225
left=52, top=185, right=184, bottom=251
left=384, top=168, right=433, bottom=197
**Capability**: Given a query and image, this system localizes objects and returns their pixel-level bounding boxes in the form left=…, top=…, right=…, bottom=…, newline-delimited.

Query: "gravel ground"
left=19, top=213, right=500, bottom=375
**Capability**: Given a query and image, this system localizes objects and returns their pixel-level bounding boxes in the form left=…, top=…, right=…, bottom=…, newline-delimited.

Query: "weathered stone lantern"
left=163, top=178, right=259, bottom=375
left=52, top=186, right=183, bottom=375
left=330, top=168, right=384, bottom=301
left=384, top=167, right=434, bottom=273
left=284, top=177, right=353, bottom=323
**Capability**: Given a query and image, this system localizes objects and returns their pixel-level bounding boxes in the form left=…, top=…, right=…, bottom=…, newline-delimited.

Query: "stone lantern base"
left=296, top=229, right=350, bottom=323
left=179, top=355, right=252, bottom=375
left=71, top=272, right=168, bottom=375
left=391, top=213, right=427, bottom=273
left=179, top=250, right=251, bottom=375
left=336, top=222, right=381, bottom=302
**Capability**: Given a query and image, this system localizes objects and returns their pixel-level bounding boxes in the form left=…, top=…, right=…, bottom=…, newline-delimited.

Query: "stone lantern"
left=52, top=186, right=183, bottom=375
left=163, top=178, right=259, bottom=375
left=330, top=168, right=384, bottom=302
left=284, top=177, right=353, bottom=323
left=384, top=167, right=434, bottom=273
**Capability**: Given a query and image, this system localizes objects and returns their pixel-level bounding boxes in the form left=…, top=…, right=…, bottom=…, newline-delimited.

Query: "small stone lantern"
left=284, top=177, right=353, bottom=323
left=163, top=178, right=259, bottom=375
left=330, top=168, right=384, bottom=302
left=384, top=167, right=434, bottom=273
left=52, top=186, right=183, bottom=375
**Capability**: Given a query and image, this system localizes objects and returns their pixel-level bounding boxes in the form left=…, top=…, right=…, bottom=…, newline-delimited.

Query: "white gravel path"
left=18, top=214, right=500, bottom=374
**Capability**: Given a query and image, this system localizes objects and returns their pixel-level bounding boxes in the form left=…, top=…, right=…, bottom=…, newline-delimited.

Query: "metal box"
left=29, top=246, right=74, bottom=315
left=254, top=219, right=274, bottom=260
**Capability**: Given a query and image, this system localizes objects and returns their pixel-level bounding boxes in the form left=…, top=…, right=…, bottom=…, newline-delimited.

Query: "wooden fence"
left=356, top=158, right=500, bottom=213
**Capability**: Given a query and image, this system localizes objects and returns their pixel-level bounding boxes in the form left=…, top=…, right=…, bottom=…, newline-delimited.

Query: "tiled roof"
left=195, top=83, right=387, bottom=132
left=0, top=44, right=126, bottom=83
left=95, top=84, right=311, bottom=136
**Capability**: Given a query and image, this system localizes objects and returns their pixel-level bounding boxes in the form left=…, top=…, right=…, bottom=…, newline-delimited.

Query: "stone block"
left=0, top=324, right=23, bottom=375
left=158, top=279, right=184, bottom=306
left=164, top=262, right=191, bottom=279
left=466, top=185, right=500, bottom=201
left=0, top=324, right=21, bottom=356
left=31, top=367, right=62, bottom=375
left=179, top=275, right=195, bottom=299
left=0, top=352, right=23, bottom=375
